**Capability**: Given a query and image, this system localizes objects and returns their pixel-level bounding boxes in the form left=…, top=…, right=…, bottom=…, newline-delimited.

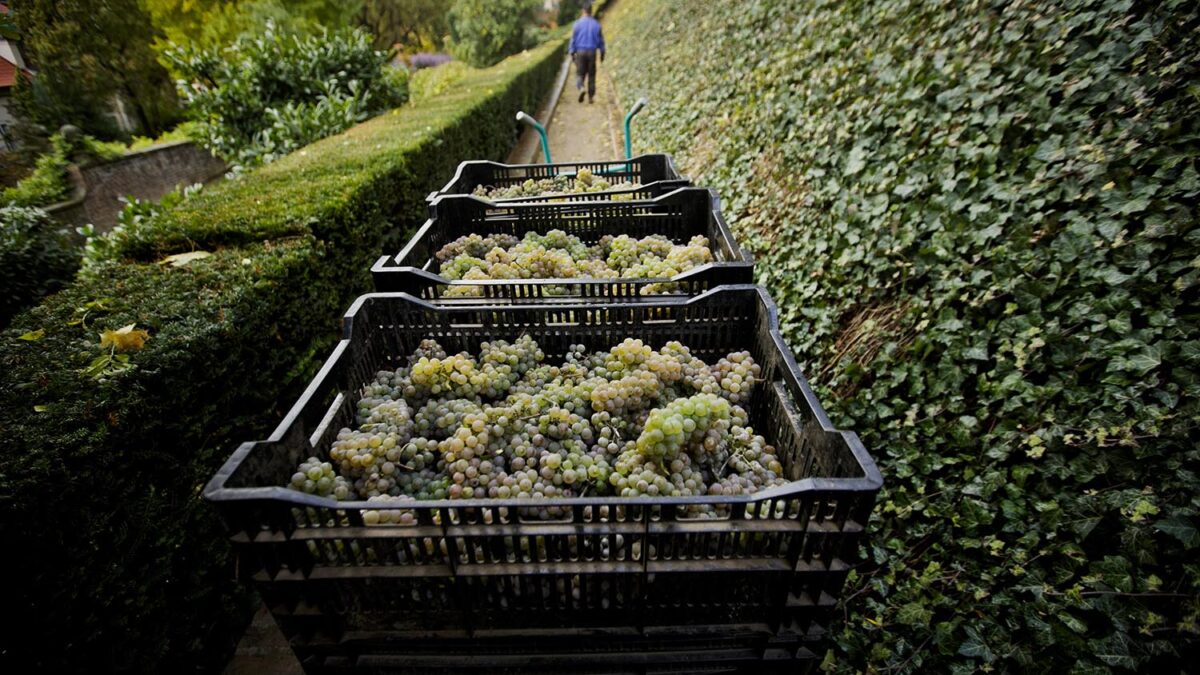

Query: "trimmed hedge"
left=0, top=206, right=79, bottom=326
left=0, top=36, right=564, bottom=674
left=607, top=1, right=1198, bottom=672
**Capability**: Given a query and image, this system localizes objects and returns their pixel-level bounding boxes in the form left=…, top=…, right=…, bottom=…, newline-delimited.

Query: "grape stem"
left=716, top=447, right=747, bottom=479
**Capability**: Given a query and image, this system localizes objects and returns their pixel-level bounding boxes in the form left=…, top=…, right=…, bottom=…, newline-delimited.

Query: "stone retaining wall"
left=48, top=140, right=226, bottom=233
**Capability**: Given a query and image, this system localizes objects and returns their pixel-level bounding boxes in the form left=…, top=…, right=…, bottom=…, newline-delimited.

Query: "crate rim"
left=424, top=184, right=713, bottom=213
left=383, top=186, right=754, bottom=292
left=429, top=153, right=689, bottom=202
left=371, top=255, right=752, bottom=292
left=426, top=178, right=693, bottom=209
left=203, top=285, right=883, bottom=508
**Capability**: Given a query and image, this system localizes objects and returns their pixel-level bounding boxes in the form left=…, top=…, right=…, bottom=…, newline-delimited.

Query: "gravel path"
left=543, top=55, right=620, bottom=162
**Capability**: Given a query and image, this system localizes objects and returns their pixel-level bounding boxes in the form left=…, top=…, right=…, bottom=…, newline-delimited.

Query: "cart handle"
left=623, top=97, right=648, bottom=160
left=516, top=111, right=552, bottom=164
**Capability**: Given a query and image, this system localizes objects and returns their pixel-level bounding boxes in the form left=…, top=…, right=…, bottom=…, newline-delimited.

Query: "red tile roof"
left=0, top=4, right=9, bottom=14
left=0, top=57, right=28, bottom=89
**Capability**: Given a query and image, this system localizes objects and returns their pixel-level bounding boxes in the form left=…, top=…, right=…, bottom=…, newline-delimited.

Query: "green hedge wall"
left=607, top=1, right=1197, bottom=672
left=0, top=37, right=564, bottom=673
left=0, top=206, right=80, bottom=327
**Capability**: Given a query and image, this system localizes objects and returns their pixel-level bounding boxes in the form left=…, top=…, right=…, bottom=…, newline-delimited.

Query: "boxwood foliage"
left=0, top=37, right=564, bottom=674
left=0, top=206, right=79, bottom=326
left=608, top=0, right=1197, bottom=672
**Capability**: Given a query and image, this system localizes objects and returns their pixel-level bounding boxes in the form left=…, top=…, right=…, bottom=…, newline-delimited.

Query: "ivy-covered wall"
left=607, top=0, right=1197, bottom=671
left=0, top=38, right=564, bottom=673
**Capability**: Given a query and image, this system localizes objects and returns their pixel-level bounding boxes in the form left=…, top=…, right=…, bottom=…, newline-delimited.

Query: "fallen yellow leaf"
left=160, top=251, right=212, bottom=267
left=99, top=324, right=150, bottom=353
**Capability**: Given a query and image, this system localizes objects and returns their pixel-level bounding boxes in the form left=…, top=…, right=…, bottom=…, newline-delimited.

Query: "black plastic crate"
left=428, top=154, right=689, bottom=207
left=295, top=630, right=819, bottom=674
left=374, top=187, right=753, bottom=300
left=205, top=286, right=881, bottom=672
left=274, top=620, right=825, bottom=674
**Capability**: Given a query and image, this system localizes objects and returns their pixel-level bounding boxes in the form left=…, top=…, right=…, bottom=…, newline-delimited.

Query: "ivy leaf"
left=976, top=222, right=1003, bottom=243
left=963, top=346, right=989, bottom=361
left=1115, top=196, right=1150, bottom=215
left=1034, top=136, right=1065, bottom=162
left=957, top=627, right=995, bottom=661
left=1126, top=346, right=1161, bottom=375
left=896, top=602, right=933, bottom=627
left=1096, top=267, right=1130, bottom=286
left=18, top=329, right=45, bottom=341
left=99, top=324, right=151, bottom=353
left=845, top=145, right=868, bottom=175
left=1060, top=613, right=1089, bottom=634
left=1155, top=516, right=1198, bottom=548
left=1073, top=516, right=1102, bottom=540
left=1180, top=341, right=1200, bottom=363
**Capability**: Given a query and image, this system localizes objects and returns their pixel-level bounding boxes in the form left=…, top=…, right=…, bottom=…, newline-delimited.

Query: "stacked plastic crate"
left=206, top=154, right=883, bottom=674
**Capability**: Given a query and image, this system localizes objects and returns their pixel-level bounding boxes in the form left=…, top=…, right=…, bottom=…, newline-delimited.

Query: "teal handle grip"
left=516, top=111, right=551, bottom=164
left=623, top=98, right=648, bottom=160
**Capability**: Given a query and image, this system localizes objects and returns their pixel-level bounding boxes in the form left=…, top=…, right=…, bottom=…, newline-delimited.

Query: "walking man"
left=568, top=4, right=605, bottom=104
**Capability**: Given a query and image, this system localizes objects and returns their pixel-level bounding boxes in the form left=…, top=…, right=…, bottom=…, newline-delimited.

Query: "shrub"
left=0, top=206, right=79, bottom=326
left=410, top=60, right=473, bottom=103
left=447, top=0, right=541, bottom=68
left=166, top=25, right=405, bottom=171
left=2, top=132, right=133, bottom=208
left=76, top=183, right=203, bottom=278
left=380, top=64, right=411, bottom=106
left=0, top=36, right=565, bottom=673
left=607, top=0, right=1199, bottom=671
left=125, top=120, right=201, bottom=153
left=1, top=139, right=72, bottom=207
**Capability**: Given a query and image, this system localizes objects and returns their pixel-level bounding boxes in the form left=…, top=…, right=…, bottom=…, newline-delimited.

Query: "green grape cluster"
left=432, top=229, right=715, bottom=297
left=472, top=169, right=640, bottom=200
left=286, top=337, right=784, bottom=521
left=635, top=393, right=732, bottom=464
left=290, top=457, right=353, bottom=500
left=433, top=233, right=520, bottom=264
left=713, top=351, right=762, bottom=404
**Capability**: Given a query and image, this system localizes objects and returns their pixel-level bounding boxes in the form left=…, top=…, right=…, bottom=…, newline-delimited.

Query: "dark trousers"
left=574, top=50, right=597, bottom=98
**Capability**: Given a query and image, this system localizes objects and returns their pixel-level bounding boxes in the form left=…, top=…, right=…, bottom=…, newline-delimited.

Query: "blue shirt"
left=569, top=16, right=605, bottom=56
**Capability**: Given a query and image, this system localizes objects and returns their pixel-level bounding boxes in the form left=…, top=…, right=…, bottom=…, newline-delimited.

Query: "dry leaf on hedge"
left=99, top=324, right=150, bottom=353
left=160, top=251, right=212, bottom=267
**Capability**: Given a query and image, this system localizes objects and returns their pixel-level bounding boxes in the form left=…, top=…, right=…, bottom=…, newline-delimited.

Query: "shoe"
left=578, top=91, right=586, bottom=103
left=588, top=96, right=594, bottom=104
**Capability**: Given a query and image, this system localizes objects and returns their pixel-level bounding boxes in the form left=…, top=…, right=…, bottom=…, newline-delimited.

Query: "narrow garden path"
left=223, top=606, right=302, bottom=675
left=542, top=57, right=621, bottom=162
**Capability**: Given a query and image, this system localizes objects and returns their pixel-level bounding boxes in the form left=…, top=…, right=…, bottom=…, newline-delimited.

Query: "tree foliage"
left=607, top=0, right=1200, bottom=671
left=12, top=0, right=179, bottom=139
left=359, top=0, right=448, bottom=52
left=165, top=25, right=404, bottom=170
left=141, top=0, right=363, bottom=50
left=447, top=0, right=540, bottom=68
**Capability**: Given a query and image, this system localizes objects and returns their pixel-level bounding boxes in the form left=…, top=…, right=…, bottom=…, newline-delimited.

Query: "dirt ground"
left=544, top=56, right=621, bottom=162
left=223, top=605, right=302, bottom=675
